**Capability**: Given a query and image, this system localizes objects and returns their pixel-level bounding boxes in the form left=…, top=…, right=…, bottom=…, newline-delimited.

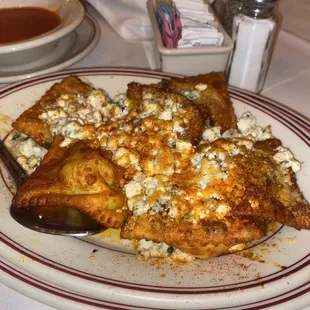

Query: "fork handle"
left=0, top=139, right=27, bottom=189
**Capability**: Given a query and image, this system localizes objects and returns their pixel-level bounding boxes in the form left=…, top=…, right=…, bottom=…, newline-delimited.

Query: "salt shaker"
left=226, top=0, right=279, bottom=93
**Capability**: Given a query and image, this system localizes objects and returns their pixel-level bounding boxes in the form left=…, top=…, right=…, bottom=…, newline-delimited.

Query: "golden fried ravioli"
left=13, top=136, right=128, bottom=228
left=161, top=72, right=237, bottom=132
left=121, top=214, right=266, bottom=258
left=121, top=137, right=310, bottom=259
left=12, top=76, right=92, bottom=148
left=126, top=82, right=204, bottom=145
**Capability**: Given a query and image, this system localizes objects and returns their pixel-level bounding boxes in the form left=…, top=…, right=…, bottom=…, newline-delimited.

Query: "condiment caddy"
left=147, top=0, right=233, bottom=75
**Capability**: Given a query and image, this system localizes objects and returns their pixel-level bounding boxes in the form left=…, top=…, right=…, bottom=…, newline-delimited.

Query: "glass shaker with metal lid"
left=226, top=0, right=280, bottom=93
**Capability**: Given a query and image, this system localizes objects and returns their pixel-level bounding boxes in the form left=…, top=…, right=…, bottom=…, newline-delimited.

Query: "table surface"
left=1, top=1, right=310, bottom=309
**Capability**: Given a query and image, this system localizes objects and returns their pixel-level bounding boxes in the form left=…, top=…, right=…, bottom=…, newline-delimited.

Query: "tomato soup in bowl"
left=0, top=0, right=84, bottom=66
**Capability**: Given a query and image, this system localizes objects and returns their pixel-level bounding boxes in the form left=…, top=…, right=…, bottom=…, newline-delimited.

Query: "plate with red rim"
left=0, top=68, right=309, bottom=310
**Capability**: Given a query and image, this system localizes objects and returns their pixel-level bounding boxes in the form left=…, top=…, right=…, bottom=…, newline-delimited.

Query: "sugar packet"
left=156, top=0, right=182, bottom=48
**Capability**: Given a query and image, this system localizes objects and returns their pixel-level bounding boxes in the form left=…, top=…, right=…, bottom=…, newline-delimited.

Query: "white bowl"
left=0, top=0, right=85, bottom=66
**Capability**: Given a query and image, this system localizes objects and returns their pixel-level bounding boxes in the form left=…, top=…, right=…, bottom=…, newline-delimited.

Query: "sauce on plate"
left=0, top=7, right=61, bottom=44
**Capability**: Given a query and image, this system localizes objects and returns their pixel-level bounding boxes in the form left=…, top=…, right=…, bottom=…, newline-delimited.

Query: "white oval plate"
left=0, top=15, right=100, bottom=84
left=0, top=68, right=309, bottom=310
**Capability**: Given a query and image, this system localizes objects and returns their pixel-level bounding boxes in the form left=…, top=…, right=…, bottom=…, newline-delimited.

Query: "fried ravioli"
left=161, top=72, right=237, bottom=132
left=126, top=82, right=204, bottom=145
left=121, top=136, right=310, bottom=259
left=228, top=139, right=310, bottom=230
left=121, top=214, right=266, bottom=258
left=12, top=76, right=92, bottom=148
left=13, top=136, right=128, bottom=228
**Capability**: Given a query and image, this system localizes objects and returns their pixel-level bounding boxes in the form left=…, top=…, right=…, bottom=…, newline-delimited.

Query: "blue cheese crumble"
left=39, top=89, right=132, bottom=147
left=273, top=146, right=301, bottom=173
left=12, top=134, right=47, bottom=174
left=202, top=112, right=272, bottom=143
left=137, top=240, right=195, bottom=262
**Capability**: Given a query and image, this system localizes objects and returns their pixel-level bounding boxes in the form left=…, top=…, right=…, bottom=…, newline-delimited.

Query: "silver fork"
left=0, top=139, right=105, bottom=236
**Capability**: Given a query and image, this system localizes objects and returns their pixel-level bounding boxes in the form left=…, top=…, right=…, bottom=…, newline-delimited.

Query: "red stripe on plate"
left=1, top=259, right=309, bottom=310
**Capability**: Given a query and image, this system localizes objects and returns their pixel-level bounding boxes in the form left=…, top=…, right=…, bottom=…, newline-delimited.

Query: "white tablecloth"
left=1, top=1, right=310, bottom=309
